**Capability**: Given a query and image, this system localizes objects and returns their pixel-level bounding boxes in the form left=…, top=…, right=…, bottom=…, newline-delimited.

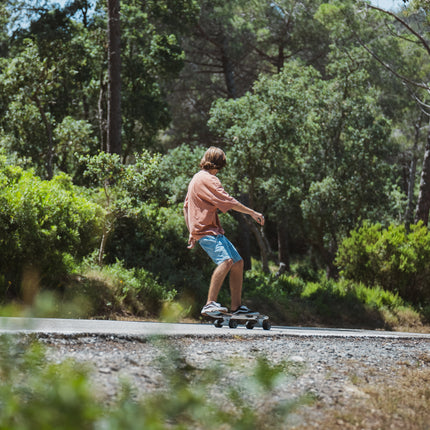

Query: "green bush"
left=0, top=160, right=102, bottom=297
left=0, top=336, right=310, bottom=430
left=300, top=278, right=404, bottom=313
left=67, top=258, right=177, bottom=318
left=244, top=267, right=306, bottom=300
left=157, top=144, right=205, bottom=205
left=0, top=336, right=101, bottom=429
left=336, top=221, right=430, bottom=303
left=241, top=263, right=423, bottom=329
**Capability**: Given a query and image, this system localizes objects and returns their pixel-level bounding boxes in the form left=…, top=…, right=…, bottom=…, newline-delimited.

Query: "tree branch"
left=353, top=29, right=430, bottom=90
left=366, top=3, right=430, bottom=56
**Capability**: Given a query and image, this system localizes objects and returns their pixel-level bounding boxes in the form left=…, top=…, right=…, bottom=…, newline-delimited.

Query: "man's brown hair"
left=200, top=146, right=227, bottom=171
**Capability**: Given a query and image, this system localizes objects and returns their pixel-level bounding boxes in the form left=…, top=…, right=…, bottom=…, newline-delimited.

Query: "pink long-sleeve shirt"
left=184, top=170, right=238, bottom=240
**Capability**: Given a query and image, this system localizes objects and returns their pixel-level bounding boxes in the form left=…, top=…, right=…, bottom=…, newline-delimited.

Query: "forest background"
left=1, top=0, right=430, bottom=331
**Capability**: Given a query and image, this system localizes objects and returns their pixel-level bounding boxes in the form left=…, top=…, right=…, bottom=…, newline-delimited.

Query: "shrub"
left=0, top=160, right=102, bottom=297
left=67, top=258, right=177, bottom=318
left=0, top=336, right=101, bottom=429
left=157, top=144, right=205, bottom=205
left=244, top=267, right=306, bottom=300
left=336, top=221, right=430, bottom=303
left=242, top=265, right=422, bottom=329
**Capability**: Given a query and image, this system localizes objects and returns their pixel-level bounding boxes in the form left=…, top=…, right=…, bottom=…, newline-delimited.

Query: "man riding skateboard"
left=183, top=146, right=265, bottom=316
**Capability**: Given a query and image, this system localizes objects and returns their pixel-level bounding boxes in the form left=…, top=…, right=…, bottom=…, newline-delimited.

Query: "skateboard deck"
left=205, top=311, right=271, bottom=330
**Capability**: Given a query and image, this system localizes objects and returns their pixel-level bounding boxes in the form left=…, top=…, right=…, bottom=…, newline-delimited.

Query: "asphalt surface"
left=1, top=316, right=430, bottom=339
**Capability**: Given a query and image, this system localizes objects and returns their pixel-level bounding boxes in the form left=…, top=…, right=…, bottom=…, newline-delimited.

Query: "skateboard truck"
left=206, top=312, right=271, bottom=330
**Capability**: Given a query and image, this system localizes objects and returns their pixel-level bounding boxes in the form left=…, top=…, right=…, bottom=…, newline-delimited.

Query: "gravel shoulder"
left=41, top=332, right=430, bottom=429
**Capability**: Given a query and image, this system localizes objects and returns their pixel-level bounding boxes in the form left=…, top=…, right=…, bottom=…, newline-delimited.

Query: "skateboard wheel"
left=228, top=319, right=238, bottom=329
left=214, top=319, right=223, bottom=328
left=262, top=320, right=271, bottom=330
left=245, top=321, right=255, bottom=330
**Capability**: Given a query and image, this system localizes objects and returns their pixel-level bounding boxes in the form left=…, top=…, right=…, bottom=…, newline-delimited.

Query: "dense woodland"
left=1, top=0, right=430, bottom=323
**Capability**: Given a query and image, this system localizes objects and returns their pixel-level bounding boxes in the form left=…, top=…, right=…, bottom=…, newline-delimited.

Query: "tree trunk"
left=277, top=221, right=290, bottom=271
left=415, top=119, right=430, bottom=226
left=405, top=116, right=422, bottom=226
left=277, top=43, right=284, bottom=73
left=98, top=70, right=107, bottom=152
left=98, top=223, right=109, bottom=266
left=107, top=0, right=122, bottom=155
left=232, top=212, right=252, bottom=271
left=221, top=36, right=237, bottom=99
left=243, top=215, right=271, bottom=274
left=33, top=95, right=54, bottom=180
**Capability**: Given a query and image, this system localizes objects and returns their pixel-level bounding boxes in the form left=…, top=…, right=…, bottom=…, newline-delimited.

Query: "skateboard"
left=205, top=311, right=271, bottom=330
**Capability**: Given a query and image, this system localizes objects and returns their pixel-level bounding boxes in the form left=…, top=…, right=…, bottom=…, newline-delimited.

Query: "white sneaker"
left=201, top=301, right=228, bottom=316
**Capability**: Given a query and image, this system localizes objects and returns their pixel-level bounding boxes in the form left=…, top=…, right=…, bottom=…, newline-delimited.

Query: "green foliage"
left=210, top=59, right=394, bottom=272
left=0, top=336, right=101, bottom=429
left=0, top=158, right=102, bottom=296
left=351, top=282, right=405, bottom=311
left=299, top=278, right=404, bottom=312
left=0, top=335, right=310, bottom=430
left=54, top=116, right=97, bottom=177
left=336, top=221, right=430, bottom=303
left=158, top=143, right=205, bottom=204
left=1, top=0, right=199, bottom=173
left=81, top=150, right=162, bottom=203
left=167, top=0, right=330, bottom=146
left=68, top=257, right=176, bottom=317
left=0, top=34, right=100, bottom=178
left=241, top=262, right=424, bottom=329
left=244, top=266, right=306, bottom=300
left=209, top=60, right=323, bottom=217
left=117, top=0, right=200, bottom=153
left=0, top=39, right=59, bottom=178
left=81, top=150, right=162, bottom=265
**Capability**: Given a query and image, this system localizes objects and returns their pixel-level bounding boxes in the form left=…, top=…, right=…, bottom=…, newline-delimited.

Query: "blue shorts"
left=198, top=235, right=242, bottom=266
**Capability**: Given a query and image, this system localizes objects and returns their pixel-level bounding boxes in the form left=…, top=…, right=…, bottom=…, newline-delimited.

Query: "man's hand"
left=187, top=236, right=196, bottom=249
left=252, top=212, right=265, bottom=225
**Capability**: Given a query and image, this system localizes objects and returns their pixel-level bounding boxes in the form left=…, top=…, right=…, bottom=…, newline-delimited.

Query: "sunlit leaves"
left=210, top=57, right=393, bottom=269
left=0, top=159, right=102, bottom=292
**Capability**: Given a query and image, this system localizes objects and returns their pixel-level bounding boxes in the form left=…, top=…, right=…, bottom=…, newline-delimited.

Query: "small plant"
left=0, top=335, right=101, bottom=430
left=0, top=336, right=313, bottom=430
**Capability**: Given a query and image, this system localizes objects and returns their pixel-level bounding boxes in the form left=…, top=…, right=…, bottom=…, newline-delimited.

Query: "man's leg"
left=229, top=259, right=244, bottom=310
left=206, top=258, right=233, bottom=304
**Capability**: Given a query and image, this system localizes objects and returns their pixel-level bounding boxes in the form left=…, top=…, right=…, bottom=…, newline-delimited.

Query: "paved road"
left=1, top=316, right=430, bottom=339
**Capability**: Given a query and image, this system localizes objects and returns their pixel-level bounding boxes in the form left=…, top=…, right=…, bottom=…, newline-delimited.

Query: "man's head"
left=200, top=146, right=227, bottom=171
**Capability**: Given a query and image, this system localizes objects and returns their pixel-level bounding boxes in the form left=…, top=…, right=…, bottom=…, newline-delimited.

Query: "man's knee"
left=235, top=259, right=244, bottom=267
left=220, top=258, right=234, bottom=270
left=232, top=259, right=244, bottom=271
